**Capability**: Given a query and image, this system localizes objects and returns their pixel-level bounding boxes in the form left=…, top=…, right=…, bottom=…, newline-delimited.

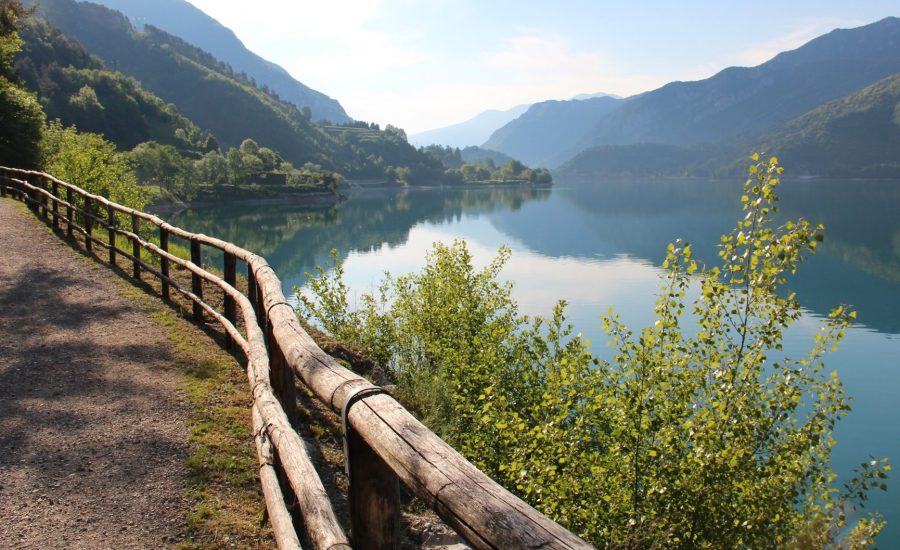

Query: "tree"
left=299, top=155, right=889, bottom=548
left=194, top=150, right=228, bottom=186
left=239, top=138, right=259, bottom=156
left=499, top=159, right=525, bottom=180
left=68, top=84, right=104, bottom=112
left=0, top=0, right=43, bottom=168
left=128, top=141, right=185, bottom=192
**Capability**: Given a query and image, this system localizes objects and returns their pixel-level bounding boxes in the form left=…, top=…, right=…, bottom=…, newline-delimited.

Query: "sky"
left=184, top=0, right=898, bottom=134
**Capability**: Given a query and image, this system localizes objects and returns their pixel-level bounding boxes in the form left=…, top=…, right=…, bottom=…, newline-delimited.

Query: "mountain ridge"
left=576, top=16, right=900, bottom=151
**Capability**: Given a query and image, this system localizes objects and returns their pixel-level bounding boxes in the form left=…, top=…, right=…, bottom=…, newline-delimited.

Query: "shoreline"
left=150, top=181, right=553, bottom=212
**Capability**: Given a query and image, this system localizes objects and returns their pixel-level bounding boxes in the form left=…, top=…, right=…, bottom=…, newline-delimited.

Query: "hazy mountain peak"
left=570, top=91, right=624, bottom=101
left=409, top=103, right=531, bottom=148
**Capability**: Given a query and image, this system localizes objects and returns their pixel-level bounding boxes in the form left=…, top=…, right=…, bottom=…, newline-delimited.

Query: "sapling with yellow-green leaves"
left=298, top=154, right=889, bottom=548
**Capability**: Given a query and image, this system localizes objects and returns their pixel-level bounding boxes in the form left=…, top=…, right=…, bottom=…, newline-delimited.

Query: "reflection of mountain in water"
left=163, top=188, right=551, bottom=289
left=488, top=178, right=900, bottom=334
left=161, top=180, right=899, bottom=333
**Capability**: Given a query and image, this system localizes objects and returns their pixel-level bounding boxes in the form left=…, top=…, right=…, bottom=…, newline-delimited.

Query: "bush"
left=298, top=154, right=889, bottom=548
left=42, top=120, right=148, bottom=210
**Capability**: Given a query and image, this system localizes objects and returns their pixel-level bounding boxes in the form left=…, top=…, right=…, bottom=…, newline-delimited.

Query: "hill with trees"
left=757, top=73, right=900, bottom=177
left=15, top=17, right=208, bottom=152
left=84, top=0, right=351, bottom=123
left=20, top=0, right=458, bottom=187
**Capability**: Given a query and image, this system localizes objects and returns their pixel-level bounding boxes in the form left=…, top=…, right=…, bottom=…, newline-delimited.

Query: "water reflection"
left=163, top=179, right=900, bottom=334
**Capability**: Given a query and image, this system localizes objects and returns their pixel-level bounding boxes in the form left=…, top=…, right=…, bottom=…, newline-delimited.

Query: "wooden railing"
left=0, top=167, right=593, bottom=550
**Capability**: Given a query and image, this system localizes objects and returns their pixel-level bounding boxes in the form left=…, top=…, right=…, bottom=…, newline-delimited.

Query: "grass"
left=115, top=272, right=272, bottom=549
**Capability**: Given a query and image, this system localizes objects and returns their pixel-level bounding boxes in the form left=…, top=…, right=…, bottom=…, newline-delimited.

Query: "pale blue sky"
left=186, top=0, right=898, bottom=133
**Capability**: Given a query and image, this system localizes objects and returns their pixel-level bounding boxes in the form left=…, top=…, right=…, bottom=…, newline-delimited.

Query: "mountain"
left=409, top=103, right=530, bottom=148
left=15, top=18, right=204, bottom=152
left=758, top=73, right=900, bottom=177
left=483, top=96, right=623, bottom=168
left=556, top=72, right=900, bottom=180
left=86, top=0, right=351, bottom=123
left=576, top=17, right=900, bottom=152
left=26, top=0, right=333, bottom=162
left=24, top=0, right=448, bottom=183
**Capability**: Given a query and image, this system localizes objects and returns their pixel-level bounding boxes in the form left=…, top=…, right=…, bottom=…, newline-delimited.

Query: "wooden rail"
left=0, top=168, right=594, bottom=550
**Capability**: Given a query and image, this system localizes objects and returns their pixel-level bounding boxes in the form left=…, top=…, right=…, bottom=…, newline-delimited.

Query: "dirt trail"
left=0, top=199, right=191, bottom=549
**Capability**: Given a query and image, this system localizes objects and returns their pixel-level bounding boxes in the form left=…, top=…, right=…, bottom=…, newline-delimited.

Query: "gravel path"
left=0, top=199, right=191, bottom=548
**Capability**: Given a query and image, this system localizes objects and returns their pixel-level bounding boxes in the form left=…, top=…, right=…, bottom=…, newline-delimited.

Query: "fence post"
left=84, top=196, right=93, bottom=253
left=36, top=176, right=48, bottom=220
left=107, top=203, right=116, bottom=265
left=247, top=265, right=259, bottom=319
left=66, top=186, right=74, bottom=238
left=42, top=178, right=50, bottom=221
left=267, top=323, right=300, bottom=525
left=131, top=213, right=141, bottom=280
left=347, top=427, right=401, bottom=550
left=191, top=238, right=203, bottom=322
left=160, top=228, right=170, bottom=300
left=224, top=252, right=237, bottom=350
left=27, top=174, right=38, bottom=214
left=51, top=180, right=60, bottom=229
left=268, top=330, right=297, bottom=427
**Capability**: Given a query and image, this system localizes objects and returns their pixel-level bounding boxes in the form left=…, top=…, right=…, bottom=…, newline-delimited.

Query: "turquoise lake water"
left=164, top=178, right=900, bottom=544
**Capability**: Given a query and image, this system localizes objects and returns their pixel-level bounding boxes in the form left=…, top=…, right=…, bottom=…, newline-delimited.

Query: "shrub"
left=298, top=154, right=889, bottom=548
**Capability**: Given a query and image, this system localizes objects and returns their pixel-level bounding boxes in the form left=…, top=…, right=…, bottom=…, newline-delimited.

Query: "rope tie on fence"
left=255, top=419, right=275, bottom=469
left=341, top=385, right=389, bottom=481
left=266, top=301, right=293, bottom=318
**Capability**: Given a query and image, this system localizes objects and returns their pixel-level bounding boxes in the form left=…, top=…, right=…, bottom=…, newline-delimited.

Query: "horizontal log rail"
left=0, top=167, right=594, bottom=549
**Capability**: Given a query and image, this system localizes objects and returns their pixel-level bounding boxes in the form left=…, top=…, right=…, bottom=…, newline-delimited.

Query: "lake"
left=163, top=178, right=900, bottom=544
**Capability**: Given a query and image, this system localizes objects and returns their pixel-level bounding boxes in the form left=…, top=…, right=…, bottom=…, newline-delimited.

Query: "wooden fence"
left=0, top=167, right=593, bottom=550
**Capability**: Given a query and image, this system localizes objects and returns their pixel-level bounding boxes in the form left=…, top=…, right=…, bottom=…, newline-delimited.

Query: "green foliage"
left=299, top=155, right=888, bottom=548
left=0, top=0, right=43, bottom=168
left=127, top=138, right=342, bottom=200
left=42, top=120, right=147, bottom=210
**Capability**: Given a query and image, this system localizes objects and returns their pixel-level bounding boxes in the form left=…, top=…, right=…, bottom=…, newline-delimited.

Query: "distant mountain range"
left=410, top=92, right=622, bottom=150
left=483, top=96, right=623, bottom=168
left=557, top=72, right=900, bottom=179
left=577, top=16, right=900, bottom=150
left=410, top=104, right=530, bottom=148
left=486, top=17, right=900, bottom=178
left=84, top=0, right=351, bottom=123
